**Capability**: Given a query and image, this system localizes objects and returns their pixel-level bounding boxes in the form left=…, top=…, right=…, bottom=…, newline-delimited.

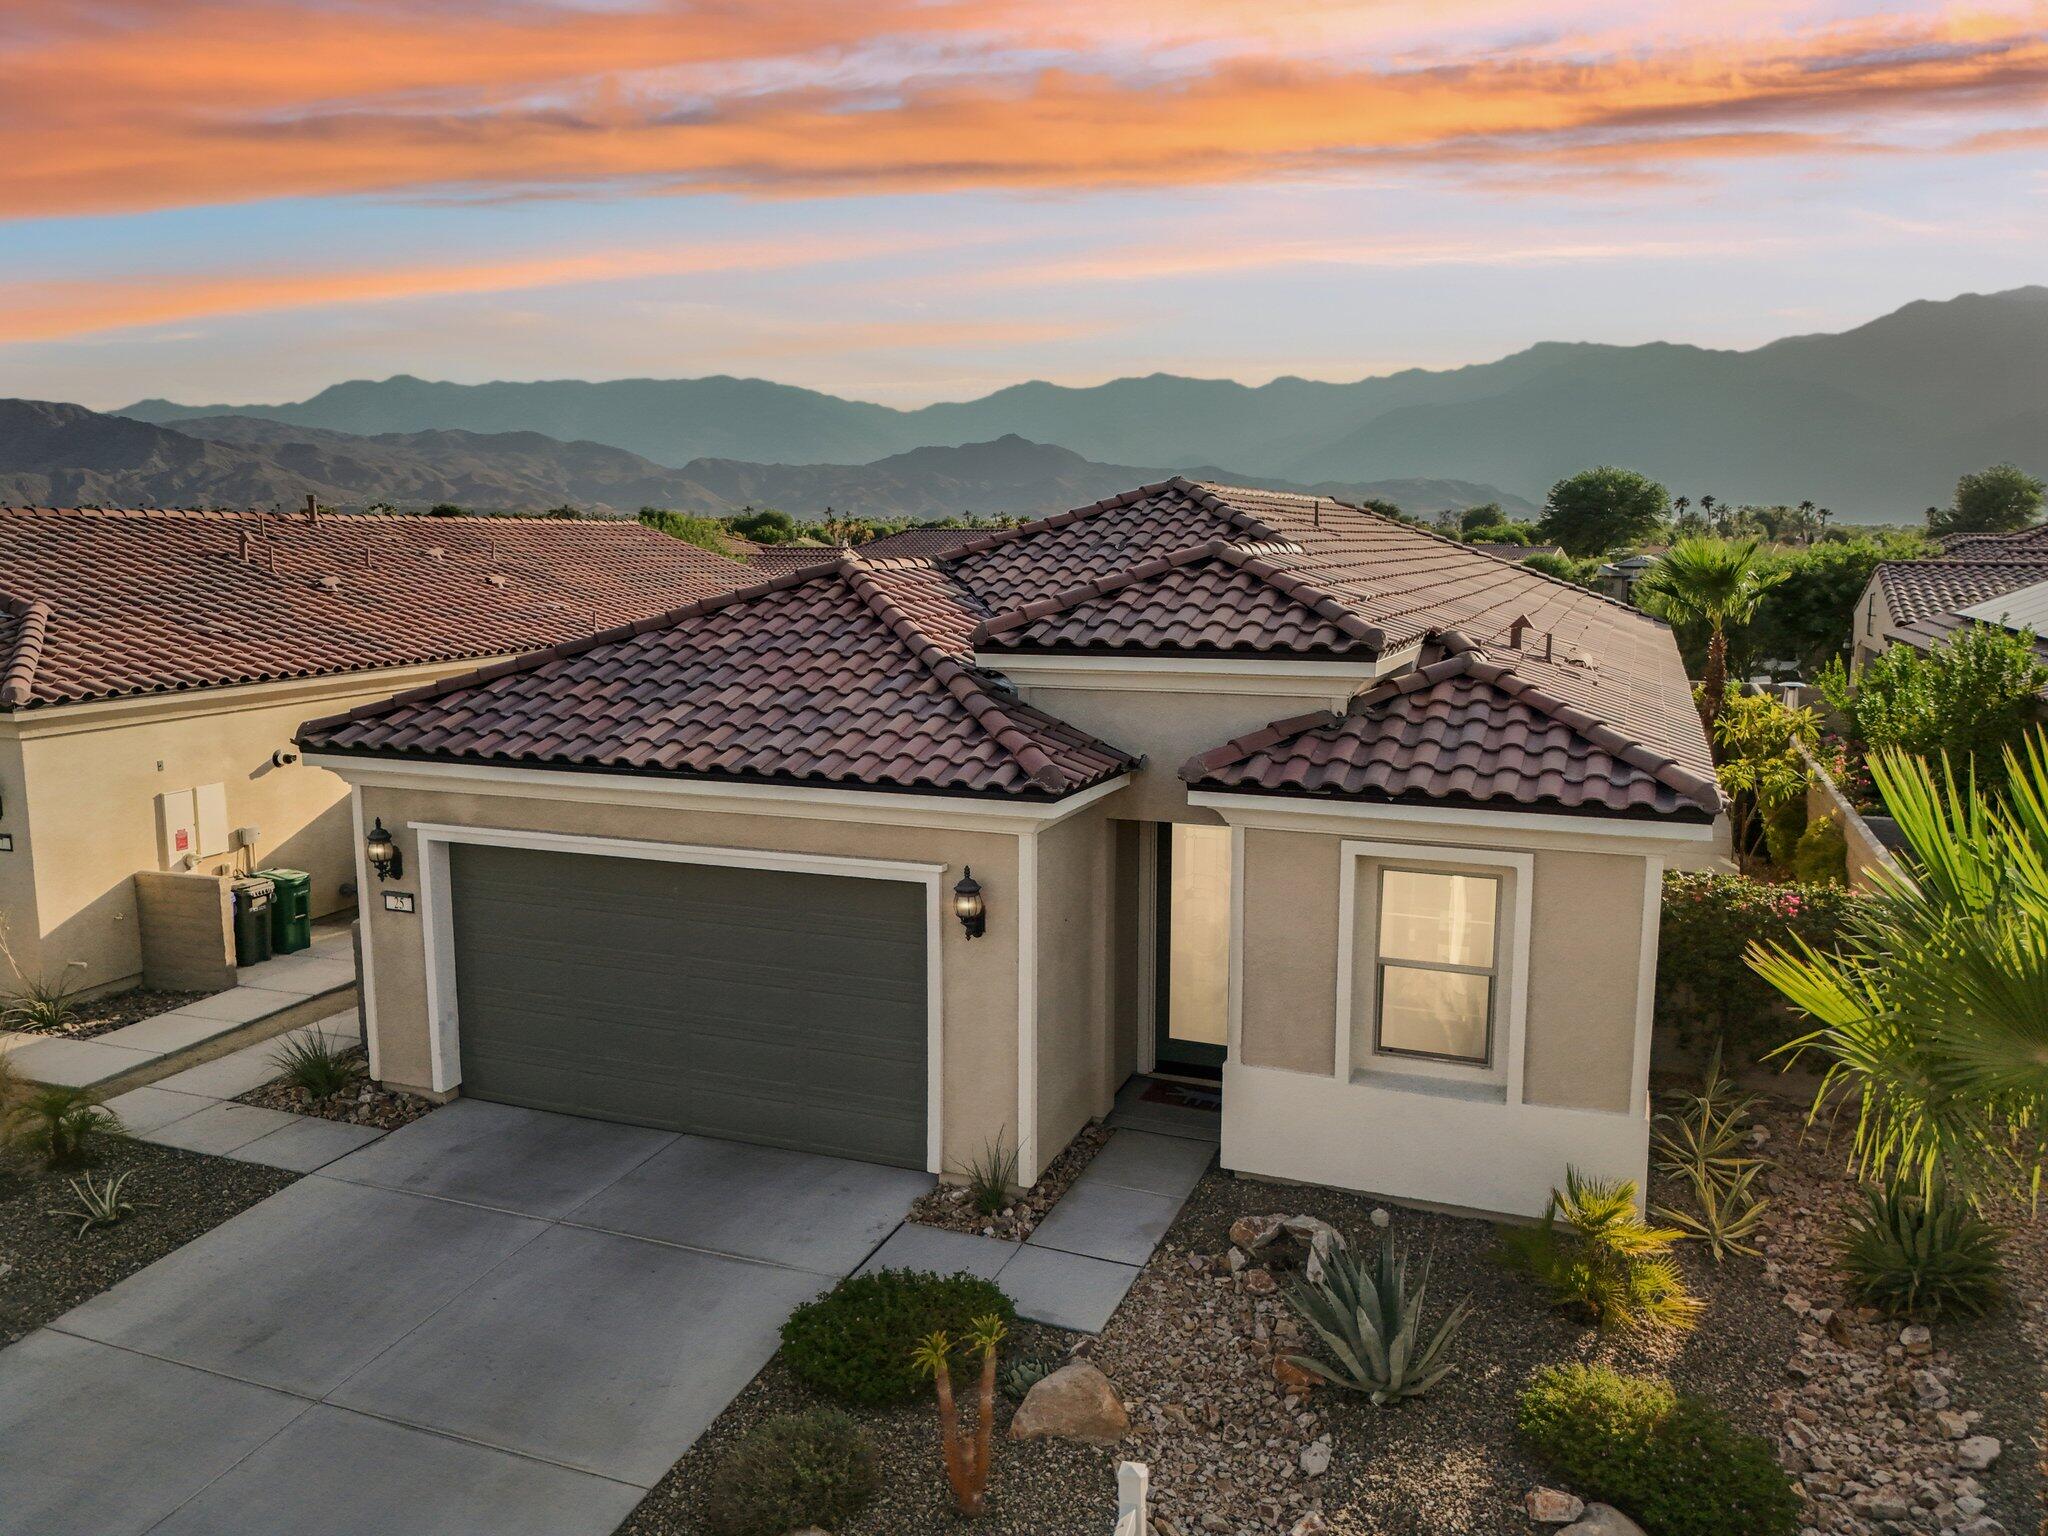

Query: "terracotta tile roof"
left=1938, top=525, right=2048, bottom=555
left=856, top=527, right=987, bottom=561
left=0, top=507, right=752, bottom=710
left=1182, top=641, right=1721, bottom=820
left=733, top=544, right=845, bottom=576
left=1876, top=558, right=2048, bottom=629
left=299, top=556, right=1136, bottom=799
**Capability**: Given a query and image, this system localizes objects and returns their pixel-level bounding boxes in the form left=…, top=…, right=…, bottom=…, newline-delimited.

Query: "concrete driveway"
left=0, top=1100, right=933, bottom=1536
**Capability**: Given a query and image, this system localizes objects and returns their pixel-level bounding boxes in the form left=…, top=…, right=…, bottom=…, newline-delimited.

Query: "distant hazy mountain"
left=119, top=288, right=2048, bottom=517
left=0, top=401, right=1523, bottom=518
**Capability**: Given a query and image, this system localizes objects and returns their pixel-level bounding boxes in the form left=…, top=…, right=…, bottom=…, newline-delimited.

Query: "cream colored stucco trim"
left=1135, top=822, right=1159, bottom=1076
left=1189, top=790, right=1717, bottom=850
left=1631, top=855, right=1665, bottom=1120
left=312, top=754, right=1129, bottom=834
left=975, top=647, right=1418, bottom=701
left=1015, top=826, right=1040, bottom=1179
left=1333, top=840, right=1535, bottom=1100
left=350, top=786, right=382, bottom=1081
left=1226, top=824, right=1246, bottom=1058
left=405, top=820, right=951, bottom=1172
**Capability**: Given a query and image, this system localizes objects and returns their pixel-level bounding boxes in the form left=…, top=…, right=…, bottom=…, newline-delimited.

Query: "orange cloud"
left=2, top=3, right=2044, bottom=217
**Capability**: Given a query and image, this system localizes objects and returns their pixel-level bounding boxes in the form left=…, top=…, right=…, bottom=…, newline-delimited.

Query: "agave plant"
left=1499, top=1167, right=1703, bottom=1332
left=267, top=1029, right=366, bottom=1101
left=1653, top=1048, right=1773, bottom=1262
left=1840, top=1179, right=2004, bottom=1319
left=1285, top=1228, right=1470, bottom=1404
left=49, top=1170, right=137, bottom=1237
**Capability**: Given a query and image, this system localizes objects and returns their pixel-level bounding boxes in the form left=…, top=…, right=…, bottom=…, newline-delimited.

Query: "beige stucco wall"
left=1107, top=819, right=1145, bottom=1083
left=353, top=780, right=1028, bottom=1177
left=0, top=660, right=499, bottom=993
left=1237, top=825, right=1651, bottom=1113
left=1033, top=802, right=1114, bottom=1166
left=1014, top=684, right=1346, bottom=825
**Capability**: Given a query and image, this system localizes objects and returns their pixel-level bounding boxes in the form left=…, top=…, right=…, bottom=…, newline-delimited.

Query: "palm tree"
left=1750, top=739, right=2048, bottom=1200
left=1632, top=537, right=1785, bottom=727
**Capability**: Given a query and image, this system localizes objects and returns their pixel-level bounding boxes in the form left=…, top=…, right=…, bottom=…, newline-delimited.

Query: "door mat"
left=1139, top=1078, right=1222, bottom=1113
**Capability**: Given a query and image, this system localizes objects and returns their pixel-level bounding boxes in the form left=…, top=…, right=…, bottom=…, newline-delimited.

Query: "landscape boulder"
left=1008, top=1361, right=1130, bottom=1445
left=1563, top=1506, right=1647, bottom=1536
left=1525, top=1488, right=1585, bottom=1523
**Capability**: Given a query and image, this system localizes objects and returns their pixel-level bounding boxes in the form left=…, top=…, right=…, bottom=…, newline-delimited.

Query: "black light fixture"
left=952, top=866, right=986, bottom=940
left=364, top=818, right=404, bottom=882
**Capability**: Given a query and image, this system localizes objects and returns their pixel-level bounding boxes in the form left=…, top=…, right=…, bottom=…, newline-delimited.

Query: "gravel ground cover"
left=9, top=985, right=219, bottom=1041
left=909, top=1124, right=1112, bottom=1242
left=236, top=1047, right=436, bottom=1130
left=0, top=1139, right=294, bottom=1347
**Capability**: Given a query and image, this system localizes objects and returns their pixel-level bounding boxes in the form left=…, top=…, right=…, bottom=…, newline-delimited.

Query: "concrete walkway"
left=1, top=924, right=357, bottom=1099
left=0, top=1100, right=934, bottom=1536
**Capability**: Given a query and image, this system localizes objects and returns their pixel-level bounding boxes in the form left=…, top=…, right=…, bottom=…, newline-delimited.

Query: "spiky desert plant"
left=909, top=1312, right=1007, bottom=1516
left=267, top=1029, right=366, bottom=1101
left=1653, top=1048, right=1773, bottom=1261
left=957, top=1133, right=1018, bottom=1218
left=1839, top=1179, right=2004, bottom=1319
left=0, top=923, right=85, bottom=1034
left=49, top=1170, right=137, bottom=1237
left=1285, top=1228, right=1470, bottom=1404
left=4, top=1085, right=123, bottom=1169
left=1500, top=1168, right=1703, bottom=1332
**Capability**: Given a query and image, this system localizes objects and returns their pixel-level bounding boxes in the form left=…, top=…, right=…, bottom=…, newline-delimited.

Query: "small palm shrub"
left=1840, top=1180, right=2004, bottom=1319
left=1499, top=1168, right=1702, bottom=1331
left=1518, top=1363, right=1799, bottom=1536
left=780, top=1269, right=1016, bottom=1407
left=50, top=1170, right=137, bottom=1236
left=268, top=1030, right=366, bottom=1101
left=959, top=1134, right=1018, bottom=1217
left=4, top=1085, right=124, bottom=1169
left=704, top=1409, right=878, bottom=1536
left=1286, top=1229, right=1470, bottom=1403
left=1653, top=1049, right=1772, bottom=1261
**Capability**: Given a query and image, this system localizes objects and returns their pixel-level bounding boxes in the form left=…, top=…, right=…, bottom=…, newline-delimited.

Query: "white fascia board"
left=1187, top=789, right=1717, bottom=849
left=306, top=752, right=1129, bottom=833
left=976, top=646, right=1419, bottom=697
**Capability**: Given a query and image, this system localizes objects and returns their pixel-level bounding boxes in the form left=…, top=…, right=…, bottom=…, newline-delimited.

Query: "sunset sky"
left=2, top=0, right=2044, bottom=410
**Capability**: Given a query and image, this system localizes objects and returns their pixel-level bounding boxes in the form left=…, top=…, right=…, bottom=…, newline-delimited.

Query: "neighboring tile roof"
left=1182, top=641, right=1721, bottom=820
left=856, top=527, right=987, bottom=561
left=0, top=508, right=752, bottom=710
left=1938, top=525, right=2048, bottom=555
left=299, top=556, right=1136, bottom=800
left=732, top=544, right=844, bottom=576
left=303, top=477, right=1711, bottom=815
left=1875, top=558, right=2048, bottom=630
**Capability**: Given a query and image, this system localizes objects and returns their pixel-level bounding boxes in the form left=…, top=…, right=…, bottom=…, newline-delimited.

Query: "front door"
left=1153, top=823, right=1231, bottom=1078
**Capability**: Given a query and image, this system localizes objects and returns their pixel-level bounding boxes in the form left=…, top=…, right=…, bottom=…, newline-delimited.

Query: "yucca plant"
left=909, top=1312, right=1007, bottom=1516
left=1499, top=1168, right=1703, bottom=1332
left=0, top=926, right=86, bottom=1034
left=268, top=1029, right=366, bottom=1101
left=957, top=1134, right=1018, bottom=1218
left=1653, top=1049, right=1773, bottom=1261
left=1840, top=1179, right=2004, bottom=1319
left=49, top=1170, right=137, bottom=1236
left=1285, top=1228, right=1470, bottom=1404
left=4, top=1085, right=123, bottom=1169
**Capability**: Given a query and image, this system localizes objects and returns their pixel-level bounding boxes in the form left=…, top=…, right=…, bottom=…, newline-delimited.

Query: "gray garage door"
left=448, top=843, right=929, bottom=1168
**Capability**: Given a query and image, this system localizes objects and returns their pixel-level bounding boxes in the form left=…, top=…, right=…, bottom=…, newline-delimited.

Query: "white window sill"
left=1350, top=1065, right=1508, bottom=1105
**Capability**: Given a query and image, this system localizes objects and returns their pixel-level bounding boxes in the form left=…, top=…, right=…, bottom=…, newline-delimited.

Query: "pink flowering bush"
left=1657, top=871, right=1864, bottom=1059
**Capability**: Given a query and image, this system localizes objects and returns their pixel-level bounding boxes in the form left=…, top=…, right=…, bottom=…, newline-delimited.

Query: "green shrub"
left=1518, top=1364, right=1799, bottom=1536
left=1840, top=1181, right=2004, bottom=1319
left=780, top=1269, right=1016, bottom=1407
left=958, top=1135, right=1018, bottom=1218
left=1790, top=813, right=1847, bottom=884
left=705, top=1408, right=877, bottom=1536
left=1498, top=1168, right=1700, bottom=1332
left=1656, top=871, right=1863, bottom=1058
left=4, top=1085, right=123, bottom=1169
left=1761, top=794, right=1807, bottom=872
left=268, top=1030, right=366, bottom=1101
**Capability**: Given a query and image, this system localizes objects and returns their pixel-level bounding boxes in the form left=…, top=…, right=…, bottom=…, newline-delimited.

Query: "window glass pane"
left=1378, top=869, right=1497, bottom=968
left=1377, top=965, right=1492, bottom=1062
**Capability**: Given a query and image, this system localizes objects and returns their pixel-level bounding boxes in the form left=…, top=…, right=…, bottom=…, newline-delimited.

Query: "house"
left=0, top=506, right=749, bottom=995
left=1852, top=536, right=2048, bottom=669
left=299, top=481, right=1720, bottom=1218
left=1595, top=551, right=1663, bottom=602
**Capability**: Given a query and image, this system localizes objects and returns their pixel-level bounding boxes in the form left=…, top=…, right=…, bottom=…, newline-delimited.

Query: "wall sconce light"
left=364, top=818, right=404, bottom=882
left=953, top=866, right=986, bottom=940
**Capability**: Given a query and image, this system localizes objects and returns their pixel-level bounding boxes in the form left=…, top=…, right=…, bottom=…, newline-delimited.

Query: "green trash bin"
left=255, top=867, right=312, bottom=955
left=232, top=876, right=275, bottom=967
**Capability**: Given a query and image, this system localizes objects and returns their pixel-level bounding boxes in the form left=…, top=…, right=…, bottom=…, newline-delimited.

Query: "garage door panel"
left=448, top=843, right=929, bottom=1168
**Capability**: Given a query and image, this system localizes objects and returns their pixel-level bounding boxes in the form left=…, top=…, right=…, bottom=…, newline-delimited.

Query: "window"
left=1373, top=868, right=1499, bottom=1065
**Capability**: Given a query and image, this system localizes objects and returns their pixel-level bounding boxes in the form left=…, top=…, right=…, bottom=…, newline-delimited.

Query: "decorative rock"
left=1525, top=1487, right=1586, bottom=1523
left=1229, top=1214, right=1285, bottom=1252
left=1281, top=1215, right=1344, bottom=1254
left=1562, top=1506, right=1648, bottom=1536
left=1369, top=1207, right=1390, bottom=1229
left=1273, top=1357, right=1319, bottom=1393
left=1289, top=1515, right=1328, bottom=1536
left=1226, top=1246, right=1249, bottom=1274
left=1956, top=1519, right=2008, bottom=1536
left=1935, top=1409, right=1970, bottom=1440
left=1299, top=1436, right=1331, bottom=1477
left=1008, top=1361, right=1130, bottom=1445
left=1899, top=1323, right=1933, bottom=1355
left=1954, top=1435, right=2001, bottom=1471
left=1242, top=1268, right=1278, bottom=1296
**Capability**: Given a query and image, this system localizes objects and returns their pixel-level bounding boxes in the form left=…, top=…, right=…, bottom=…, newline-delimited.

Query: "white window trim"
left=1334, top=840, right=1534, bottom=1103
left=405, top=820, right=950, bottom=1174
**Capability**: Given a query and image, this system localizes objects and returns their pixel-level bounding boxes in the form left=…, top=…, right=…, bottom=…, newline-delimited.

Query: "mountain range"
left=115, top=287, right=2048, bottom=517
left=0, top=399, right=1524, bottom=519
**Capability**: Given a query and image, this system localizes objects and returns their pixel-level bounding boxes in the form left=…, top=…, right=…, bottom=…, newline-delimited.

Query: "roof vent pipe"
left=237, top=528, right=251, bottom=564
left=304, top=493, right=319, bottom=524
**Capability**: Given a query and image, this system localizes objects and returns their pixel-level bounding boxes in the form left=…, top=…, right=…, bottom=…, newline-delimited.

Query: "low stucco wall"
left=355, top=781, right=1028, bottom=1179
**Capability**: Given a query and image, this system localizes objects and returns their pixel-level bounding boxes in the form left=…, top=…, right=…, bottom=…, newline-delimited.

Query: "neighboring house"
left=856, top=526, right=987, bottom=560
left=0, top=507, right=749, bottom=995
left=1596, top=551, right=1662, bottom=602
left=1853, top=537, right=2048, bottom=669
left=300, top=481, right=1719, bottom=1219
